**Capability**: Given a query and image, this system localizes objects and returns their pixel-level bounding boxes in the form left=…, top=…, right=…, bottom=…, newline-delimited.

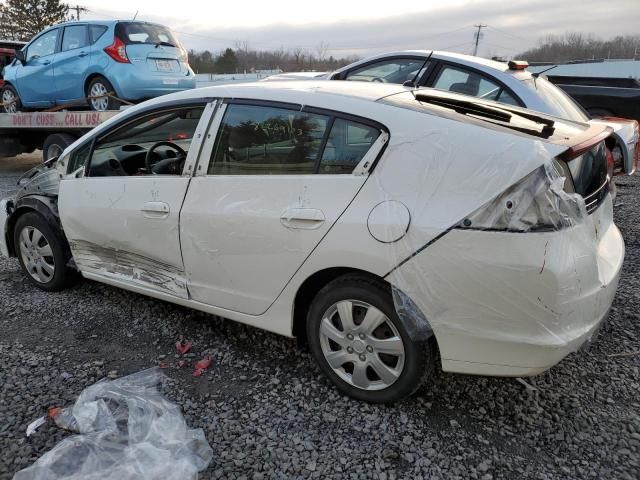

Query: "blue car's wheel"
left=1, top=85, right=22, bottom=113
left=87, top=76, right=120, bottom=111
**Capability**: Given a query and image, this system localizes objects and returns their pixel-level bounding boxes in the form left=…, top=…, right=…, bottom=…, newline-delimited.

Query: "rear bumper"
left=388, top=193, right=624, bottom=376
left=107, top=65, right=196, bottom=100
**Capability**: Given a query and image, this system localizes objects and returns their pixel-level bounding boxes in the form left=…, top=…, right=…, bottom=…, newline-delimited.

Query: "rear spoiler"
left=558, top=127, right=613, bottom=161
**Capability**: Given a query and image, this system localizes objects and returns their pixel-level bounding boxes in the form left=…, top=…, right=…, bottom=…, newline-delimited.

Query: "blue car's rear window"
left=115, top=22, right=178, bottom=47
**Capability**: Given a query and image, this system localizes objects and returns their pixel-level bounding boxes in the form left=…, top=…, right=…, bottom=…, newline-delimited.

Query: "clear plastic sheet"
left=14, top=368, right=213, bottom=480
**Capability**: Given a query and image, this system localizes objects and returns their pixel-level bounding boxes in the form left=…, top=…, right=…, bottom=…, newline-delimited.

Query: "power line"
left=485, top=25, right=529, bottom=43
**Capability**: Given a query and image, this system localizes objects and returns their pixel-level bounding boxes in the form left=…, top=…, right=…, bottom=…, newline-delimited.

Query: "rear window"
left=522, top=77, right=589, bottom=122
left=115, top=22, right=178, bottom=46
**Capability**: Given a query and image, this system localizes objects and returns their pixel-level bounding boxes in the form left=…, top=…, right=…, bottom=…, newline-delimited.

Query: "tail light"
left=606, top=147, right=614, bottom=179
left=104, top=36, right=129, bottom=63
left=457, top=163, right=585, bottom=233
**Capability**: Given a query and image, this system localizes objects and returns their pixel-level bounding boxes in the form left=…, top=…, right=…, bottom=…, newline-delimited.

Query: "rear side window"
left=344, top=58, right=429, bottom=84
left=115, top=22, right=178, bottom=46
left=62, top=25, right=88, bottom=52
left=319, top=119, right=380, bottom=174
left=89, top=25, right=108, bottom=44
left=210, top=104, right=329, bottom=175
left=434, top=65, right=502, bottom=98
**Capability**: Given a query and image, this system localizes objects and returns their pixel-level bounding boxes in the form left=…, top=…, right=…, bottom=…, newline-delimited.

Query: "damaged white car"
left=0, top=81, right=624, bottom=403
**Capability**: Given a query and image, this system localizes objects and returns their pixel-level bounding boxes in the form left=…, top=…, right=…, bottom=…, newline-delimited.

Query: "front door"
left=15, top=28, right=60, bottom=106
left=54, top=24, right=90, bottom=102
left=180, top=101, right=388, bottom=315
left=59, top=101, right=215, bottom=298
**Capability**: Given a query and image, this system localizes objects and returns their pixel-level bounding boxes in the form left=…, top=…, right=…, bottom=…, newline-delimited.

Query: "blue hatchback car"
left=1, top=20, right=196, bottom=112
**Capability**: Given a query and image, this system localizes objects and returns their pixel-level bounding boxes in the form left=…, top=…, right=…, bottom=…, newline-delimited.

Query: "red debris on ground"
left=193, top=356, right=212, bottom=376
left=175, top=339, right=192, bottom=355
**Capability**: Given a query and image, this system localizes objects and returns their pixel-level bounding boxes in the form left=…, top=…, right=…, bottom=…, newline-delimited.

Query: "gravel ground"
left=0, top=156, right=638, bottom=480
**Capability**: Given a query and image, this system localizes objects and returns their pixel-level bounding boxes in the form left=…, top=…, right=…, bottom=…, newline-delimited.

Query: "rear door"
left=180, top=100, right=389, bottom=315
left=14, top=28, right=60, bottom=106
left=59, top=101, right=215, bottom=298
left=54, top=24, right=90, bottom=102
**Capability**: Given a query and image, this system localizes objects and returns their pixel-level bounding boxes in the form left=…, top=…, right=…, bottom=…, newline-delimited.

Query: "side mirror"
left=14, top=49, right=26, bottom=65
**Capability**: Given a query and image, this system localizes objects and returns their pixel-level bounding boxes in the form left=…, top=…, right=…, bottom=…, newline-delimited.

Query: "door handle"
left=141, top=201, right=170, bottom=219
left=78, top=51, right=88, bottom=57
left=280, top=208, right=325, bottom=230
left=42, top=60, right=51, bottom=65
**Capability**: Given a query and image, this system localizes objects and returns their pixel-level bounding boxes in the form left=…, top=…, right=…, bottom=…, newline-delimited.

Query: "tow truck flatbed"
left=0, top=110, right=120, bottom=160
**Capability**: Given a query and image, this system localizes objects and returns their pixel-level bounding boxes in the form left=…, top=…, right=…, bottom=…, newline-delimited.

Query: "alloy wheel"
left=2, top=89, right=17, bottom=113
left=18, top=226, right=55, bottom=284
left=319, top=299, right=405, bottom=391
left=89, top=82, right=109, bottom=111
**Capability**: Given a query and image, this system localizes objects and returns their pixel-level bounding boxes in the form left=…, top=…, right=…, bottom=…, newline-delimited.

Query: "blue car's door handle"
left=41, top=60, right=51, bottom=65
left=78, top=51, right=88, bottom=58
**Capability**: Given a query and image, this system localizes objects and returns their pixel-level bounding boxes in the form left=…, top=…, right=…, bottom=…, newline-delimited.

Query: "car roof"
left=164, top=80, right=412, bottom=104
left=334, top=50, right=533, bottom=80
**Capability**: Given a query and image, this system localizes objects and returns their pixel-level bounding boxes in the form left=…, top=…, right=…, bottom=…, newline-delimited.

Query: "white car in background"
left=266, top=50, right=639, bottom=176
left=0, top=81, right=624, bottom=402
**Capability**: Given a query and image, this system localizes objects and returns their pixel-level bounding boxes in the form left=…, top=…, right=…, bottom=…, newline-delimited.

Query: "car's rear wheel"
left=14, top=212, right=72, bottom=292
left=306, top=274, right=435, bottom=403
left=87, top=76, right=120, bottom=111
left=42, top=133, right=77, bottom=162
left=1, top=84, right=22, bottom=113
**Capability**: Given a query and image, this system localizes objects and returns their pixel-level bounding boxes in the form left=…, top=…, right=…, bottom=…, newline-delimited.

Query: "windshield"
left=521, top=77, right=589, bottom=122
left=115, top=22, right=178, bottom=47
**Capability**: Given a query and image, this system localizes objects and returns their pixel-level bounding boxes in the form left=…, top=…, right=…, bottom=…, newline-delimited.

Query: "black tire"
left=1, top=84, right=22, bottom=113
left=42, top=133, right=77, bottom=162
left=13, top=212, right=72, bottom=292
left=86, top=76, right=120, bottom=111
left=306, top=274, right=436, bottom=403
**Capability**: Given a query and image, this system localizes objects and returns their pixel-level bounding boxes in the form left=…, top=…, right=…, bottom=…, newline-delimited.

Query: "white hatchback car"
left=0, top=81, right=624, bottom=402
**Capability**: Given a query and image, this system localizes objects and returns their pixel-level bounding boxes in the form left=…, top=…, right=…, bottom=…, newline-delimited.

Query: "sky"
left=79, top=0, right=640, bottom=58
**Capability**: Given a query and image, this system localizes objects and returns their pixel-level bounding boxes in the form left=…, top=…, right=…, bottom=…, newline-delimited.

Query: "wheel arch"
left=84, top=73, right=116, bottom=97
left=5, top=196, right=66, bottom=257
left=292, top=267, right=436, bottom=348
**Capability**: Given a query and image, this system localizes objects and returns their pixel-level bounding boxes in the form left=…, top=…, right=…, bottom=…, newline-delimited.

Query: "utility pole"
left=72, top=4, right=88, bottom=21
left=472, top=24, right=487, bottom=56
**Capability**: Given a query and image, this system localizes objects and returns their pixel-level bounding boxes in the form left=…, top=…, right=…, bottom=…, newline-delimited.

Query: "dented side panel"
left=59, top=176, right=191, bottom=298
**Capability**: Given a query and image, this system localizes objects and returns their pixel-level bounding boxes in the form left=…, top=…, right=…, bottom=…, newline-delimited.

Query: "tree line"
left=188, top=44, right=359, bottom=74
left=517, top=33, right=640, bottom=63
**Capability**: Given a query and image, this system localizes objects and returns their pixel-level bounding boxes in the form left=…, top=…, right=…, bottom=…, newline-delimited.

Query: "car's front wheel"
left=306, top=274, right=435, bottom=403
left=87, top=76, right=120, bottom=111
left=1, top=84, right=22, bottom=113
left=14, top=212, right=72, bottom=291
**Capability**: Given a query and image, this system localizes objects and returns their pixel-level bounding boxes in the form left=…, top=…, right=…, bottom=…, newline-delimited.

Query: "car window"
left=209, top=104, right=329, bottom=175
left=89, top=25, right=108, bottom=44
left=62, top=25, right=88, bottom=52
left=521, top=77, right=589, bottom=122
left=319, top=119, right=380, bottom=174
left=67, top=141, right=92, bottom=174
left=433, top=65, right=504, bottom=98
left=344, top=58, right=429, bottom=84
left=497, top=89, right=519, bottom=106
left=115, top=22, right=178, bottom=46
left=87, top=106, right=204, bottom=177
left=26, top=29, right=59, bottom=60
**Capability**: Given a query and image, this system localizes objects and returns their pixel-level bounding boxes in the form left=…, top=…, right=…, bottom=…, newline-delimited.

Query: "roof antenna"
left=132, top=10, right=139, bottom=20
left=403, top=50, right=434, bottom=88
left=532, top=64, right=557, bottom=87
